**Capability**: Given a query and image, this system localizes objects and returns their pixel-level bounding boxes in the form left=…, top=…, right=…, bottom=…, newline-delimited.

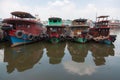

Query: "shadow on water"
left=4, top=42, right=44, bottom=73
left=67, top=42, right=115, bottom=66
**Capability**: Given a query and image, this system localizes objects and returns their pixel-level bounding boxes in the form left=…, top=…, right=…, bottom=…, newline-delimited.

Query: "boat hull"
left=10, top=36, right=32, bottom=47
left=74, top=38, right=87, bottom=43
left=50, top=38, right=60, bottom=44
left=96, top=39, right=112, bottom=45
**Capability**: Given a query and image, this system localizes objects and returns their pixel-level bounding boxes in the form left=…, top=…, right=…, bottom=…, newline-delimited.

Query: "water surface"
left=0, top=28, right=120, bottom=80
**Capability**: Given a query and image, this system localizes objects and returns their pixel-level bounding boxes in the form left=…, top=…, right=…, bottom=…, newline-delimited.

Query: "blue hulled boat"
left=2, top=11, right=43, bottom=47
left=68, top=18, right=90, bottom=43
left=89, top=16, right=116, bottom=45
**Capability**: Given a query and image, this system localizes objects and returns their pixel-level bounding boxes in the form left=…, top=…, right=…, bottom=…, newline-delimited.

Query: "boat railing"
left=7, top=17, right=38, bottom=22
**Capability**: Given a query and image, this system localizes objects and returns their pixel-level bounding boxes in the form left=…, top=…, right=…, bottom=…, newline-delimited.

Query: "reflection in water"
left=111, top=28, right=120, bottom=57
left=68, top=42, right=89, bottom=63
left=67, top=42, right=115, bottom=66
left=4, top=43, right=44, bottom=73
left=63, top=61, right=96, bottom=76
left=3, top=40, right=115, bottom=74
left=0, top=48, right=4, bottom=62
left=0, top=28, right=120, bottom=80
left=90, top=43, right=115, bottom=66
left=45, top=42, right=66, bottom=64
left=64, top=42, right=115, bottom=76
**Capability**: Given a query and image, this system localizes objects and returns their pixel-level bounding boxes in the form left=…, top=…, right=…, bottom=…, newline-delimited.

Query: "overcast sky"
left=0, top=0, right=119, bottom=21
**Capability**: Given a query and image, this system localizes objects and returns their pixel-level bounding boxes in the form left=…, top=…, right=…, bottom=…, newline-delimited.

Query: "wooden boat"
left=4, top=43, right=44, bottom=73
left=1, top=11, right=44, bottom=47
left=46, top=17, right=66, bottom=43
left=0, top=27, right=4, bottom=42
left=89, top=16, right=116, bottom=44
left=68, top=18, right=89, bottom=43
left=0, top=20, right=8, bottom=42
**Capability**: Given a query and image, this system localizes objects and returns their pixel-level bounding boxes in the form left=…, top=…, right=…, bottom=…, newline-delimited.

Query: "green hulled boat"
left=74, top=37, right=87, bottom=43
left=89, top=16, right=116, bottom=45
left=50, top=37, right=60, bottom=44
left=46, top=17, right=66, bottom=43
left=69, top=18, right=89, bottom=43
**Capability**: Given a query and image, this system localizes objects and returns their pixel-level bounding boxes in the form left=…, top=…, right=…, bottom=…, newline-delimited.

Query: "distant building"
left=87, top=19, right=94, bottom=28
left=62, top=19, right=72, bottom=26
left=41, top=21, right=48, bottom=26
left=0, top=18, right=3, bottom=31
left=109, top=19, right=120, bottom=27
left=0, top=18, right=2, bottom=24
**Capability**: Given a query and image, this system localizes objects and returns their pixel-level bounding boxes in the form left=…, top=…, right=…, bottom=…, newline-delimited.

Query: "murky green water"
left=0, top=28, right=120, bottom=80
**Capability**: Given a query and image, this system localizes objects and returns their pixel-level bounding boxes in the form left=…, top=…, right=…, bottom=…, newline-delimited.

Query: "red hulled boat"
left=46, top=17, right=66, bottom=43
left=2, top=11, right=44, bottom=47
left=89, top=16, right=116, bottom=44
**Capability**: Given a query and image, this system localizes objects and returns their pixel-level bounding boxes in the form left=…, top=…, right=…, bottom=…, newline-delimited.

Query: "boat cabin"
left=72, top=18, right=88, bottom=26
left=95, top=16, right=109, bottom=28
left=46, top=17, right=66, bottom=38
left=89, top=15, right=114, bottom=43
left=48, top=17, right=62, bottom=26
left=90, top=16, right=110, bottom=37
left=2, top=11, right=43, bottom=36
left=46, top=26, right=66, bottom=38
left=69, top=18, right=89, bottom=38
left=89, top=27, right=110, bottom=37
left=1, top=11, right=44, bottom=47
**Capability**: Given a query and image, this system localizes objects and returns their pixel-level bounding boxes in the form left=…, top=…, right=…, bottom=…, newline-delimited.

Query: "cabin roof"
left=70, top=25, right=89, bottom=28
left=97, top=16, right=109, bottom=18
left=2, top=18, right=39, bottom=24
left=73, top=18, right=87, bottom=22
left=97, top=20, right=109, bottom=23
left=46, top=25, right=65, bottom=28
left=91, top=27, right=110, bottom=30
left=11, top=11, right=35, bottom=18
left=48, top=17, right=62, bottom=21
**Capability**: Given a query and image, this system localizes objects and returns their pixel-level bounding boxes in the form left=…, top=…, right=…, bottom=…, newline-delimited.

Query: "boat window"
left=53, top=20, right=57, bottom=23
left=27, top=25, right=30, bottom=28
left=58, top=28, right=61, bottom=31
left=50, top=20, right=52, bottom=22
left=58, top=19, right=61, bottom=22
left=50, top=28, right=53, bottom=30
left=18, top=24, right=21, bottom=27
left=52, top=28, right=57, bottom=32
left=79, top=22, right=82, bottom=25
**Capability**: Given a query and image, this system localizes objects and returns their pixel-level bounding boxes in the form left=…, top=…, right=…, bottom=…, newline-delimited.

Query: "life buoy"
left=27, top=34, right=34, bottom=40
left=15, top=30, right=24, bottom=38
left=51, top=38, right=59, bottom=43
left=33, top=36, right=38, bottom=41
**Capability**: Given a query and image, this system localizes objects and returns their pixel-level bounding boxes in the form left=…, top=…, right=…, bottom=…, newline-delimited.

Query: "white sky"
left=0, top=0, right=119, bottom=21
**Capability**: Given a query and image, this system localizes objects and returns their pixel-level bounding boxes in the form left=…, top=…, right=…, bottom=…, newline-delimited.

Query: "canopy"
left=48, top=17, right=62, bottom=21
left=97, top=16, right=109, bottom=18
left=73, top=19, right=87, bottom=22
left=11, top=11, right=35, bottom=18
